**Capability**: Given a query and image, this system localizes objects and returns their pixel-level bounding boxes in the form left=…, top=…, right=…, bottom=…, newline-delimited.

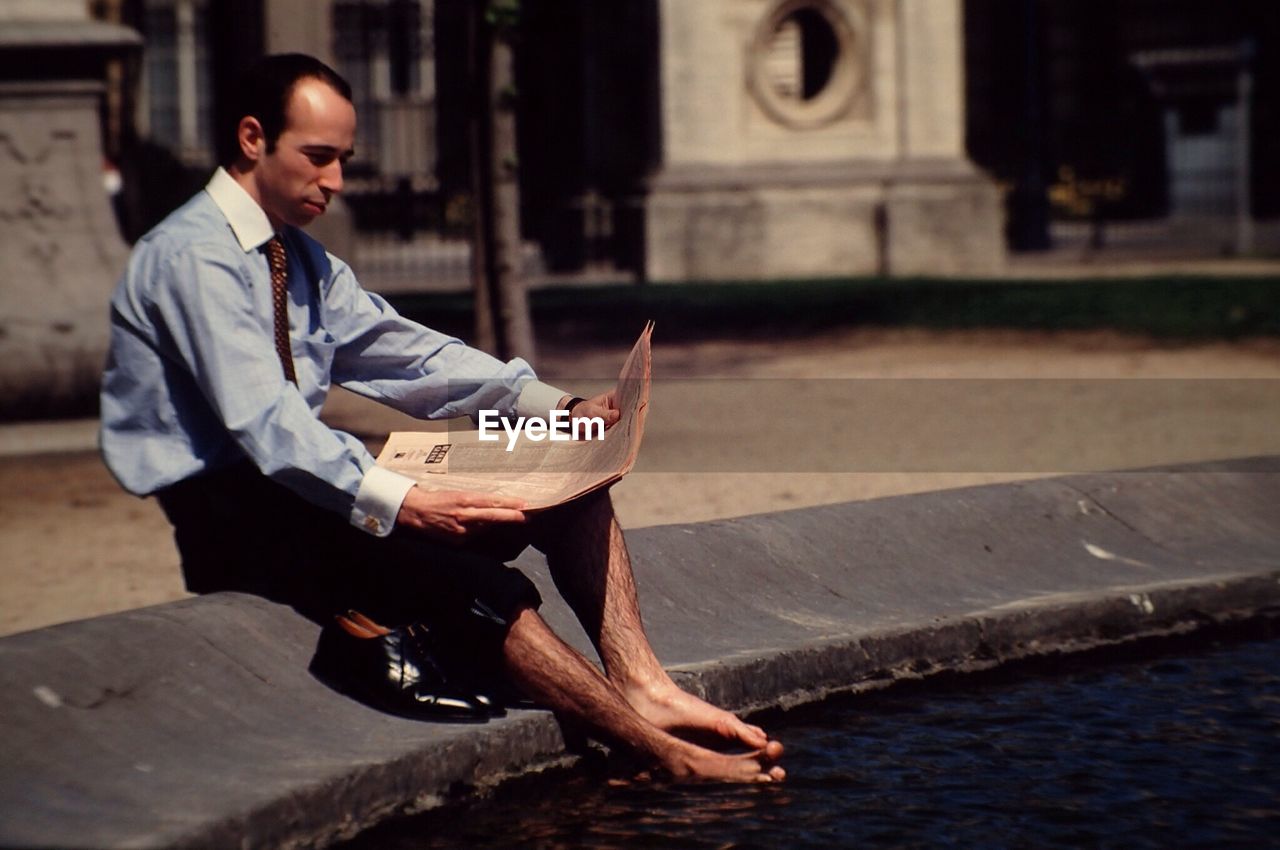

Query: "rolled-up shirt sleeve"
left=321, top=257, right=568, bottom=423
left=516, top=379, right=568, bottom=419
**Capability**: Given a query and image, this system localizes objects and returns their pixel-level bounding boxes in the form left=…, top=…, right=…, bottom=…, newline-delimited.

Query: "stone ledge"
left=642, top=159, right=1004, bottom=280
left=0, top=22, right=142, bottom=51
left=1, top=458, right=1278, bottom=849
left=646, top=158, right=986, bottom=193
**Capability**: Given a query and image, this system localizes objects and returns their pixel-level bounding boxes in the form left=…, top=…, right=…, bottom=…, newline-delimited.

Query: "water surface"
left=341, top=634, right=1280, bottom=849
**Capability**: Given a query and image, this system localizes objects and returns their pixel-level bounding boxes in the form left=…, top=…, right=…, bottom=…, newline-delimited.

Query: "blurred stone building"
left=508, top=0, right=1006, bottom=280
left=967, top=0, right=1277, bottom=256
left=3, top=0, right=1272, bottom=416
left=91, top=0, right=1275, bottom=282
left=0, top=0, right=139, bottom=416
left=14, top=0, right=1279, bottom=288
left=89, top=0, right=1008, bottom=284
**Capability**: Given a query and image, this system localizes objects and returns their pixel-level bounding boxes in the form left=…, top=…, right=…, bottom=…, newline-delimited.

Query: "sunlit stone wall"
left=646, top=0, right=1003, bottom=281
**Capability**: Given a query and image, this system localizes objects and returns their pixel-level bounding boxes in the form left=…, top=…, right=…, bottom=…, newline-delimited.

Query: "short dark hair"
left=220, top=53, right=353, bottom=167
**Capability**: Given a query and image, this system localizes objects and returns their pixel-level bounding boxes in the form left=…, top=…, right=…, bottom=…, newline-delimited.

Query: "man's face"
left=255, top=78, right=356, bottom=229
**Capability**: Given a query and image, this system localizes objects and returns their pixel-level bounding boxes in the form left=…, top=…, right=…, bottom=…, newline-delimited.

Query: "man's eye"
left=306, top=152, right=336, bottom=166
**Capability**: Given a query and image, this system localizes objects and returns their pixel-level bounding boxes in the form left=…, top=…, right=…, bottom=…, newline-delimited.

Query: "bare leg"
left=502, top=607, right=784, bottom=783
left=530, top=491, right=771, bottom=751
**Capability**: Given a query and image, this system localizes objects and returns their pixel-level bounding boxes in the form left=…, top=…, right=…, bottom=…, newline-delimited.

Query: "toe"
left=738, top=722, right=769, bottom=748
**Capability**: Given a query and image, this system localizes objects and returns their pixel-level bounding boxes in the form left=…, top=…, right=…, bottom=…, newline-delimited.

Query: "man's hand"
left=565, top=390, right=621, bottom=430
left=396, top=485, right=527, bottom=542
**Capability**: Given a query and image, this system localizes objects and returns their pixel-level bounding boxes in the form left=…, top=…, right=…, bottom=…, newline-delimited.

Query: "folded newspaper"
left=376, top=322, right=652, bottom=511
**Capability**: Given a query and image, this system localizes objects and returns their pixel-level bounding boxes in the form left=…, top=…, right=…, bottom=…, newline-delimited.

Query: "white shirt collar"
left=205, top=166, right=276, bottom=252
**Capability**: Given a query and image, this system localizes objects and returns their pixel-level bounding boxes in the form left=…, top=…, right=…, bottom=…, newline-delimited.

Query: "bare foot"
left=625, top=679, right=771, bottom=750
left=662, top=739, right=786, bottom=784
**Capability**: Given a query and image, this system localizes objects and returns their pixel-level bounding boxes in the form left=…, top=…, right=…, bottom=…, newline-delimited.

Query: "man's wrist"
left=516, top=380, right=569, bottom=419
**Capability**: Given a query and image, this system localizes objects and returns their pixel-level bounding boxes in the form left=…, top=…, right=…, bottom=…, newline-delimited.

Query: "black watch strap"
left=565, top=396, right=586, bottom=414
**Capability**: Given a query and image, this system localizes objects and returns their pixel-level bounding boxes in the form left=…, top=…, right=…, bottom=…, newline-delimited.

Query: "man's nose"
left=319, top=160, right=343, bottom=195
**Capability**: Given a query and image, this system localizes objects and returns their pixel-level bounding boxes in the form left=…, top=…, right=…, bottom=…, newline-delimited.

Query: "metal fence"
left=353, top=233, right=548, bottom=295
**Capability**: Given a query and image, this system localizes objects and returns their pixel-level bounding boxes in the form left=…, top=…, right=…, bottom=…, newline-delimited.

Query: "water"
left=340, top=634, right=1280, bottom=849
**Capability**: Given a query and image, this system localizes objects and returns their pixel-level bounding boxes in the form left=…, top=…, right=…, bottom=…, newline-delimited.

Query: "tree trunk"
left=488, top=30, right=535, bottom=361
left=466, top=2, right=497, bottom=353
left=465, top=1, right=533, bottom=362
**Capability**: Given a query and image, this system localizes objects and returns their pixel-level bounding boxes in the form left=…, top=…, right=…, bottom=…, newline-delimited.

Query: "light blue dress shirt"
left=100, top=168, right=565, bottom=536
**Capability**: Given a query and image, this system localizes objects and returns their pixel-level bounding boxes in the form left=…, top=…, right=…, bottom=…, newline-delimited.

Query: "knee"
left=528, top=489, right=616, bottom=549
left=549, top=488, right=615, bottom=527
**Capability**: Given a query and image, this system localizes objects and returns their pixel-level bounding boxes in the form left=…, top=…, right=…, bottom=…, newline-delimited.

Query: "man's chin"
left=291, top=209, right=324, bottom=228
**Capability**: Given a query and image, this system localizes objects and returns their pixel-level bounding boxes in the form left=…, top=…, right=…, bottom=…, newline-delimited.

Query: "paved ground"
left=2, top=326, right=1278, bottom=636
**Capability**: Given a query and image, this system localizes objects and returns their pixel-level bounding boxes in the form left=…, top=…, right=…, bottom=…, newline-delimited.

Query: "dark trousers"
left=156, top=463, right=543, bottom=663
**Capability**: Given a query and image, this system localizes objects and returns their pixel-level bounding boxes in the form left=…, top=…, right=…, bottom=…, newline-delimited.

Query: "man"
left=100, top=54, right=783, bottom=783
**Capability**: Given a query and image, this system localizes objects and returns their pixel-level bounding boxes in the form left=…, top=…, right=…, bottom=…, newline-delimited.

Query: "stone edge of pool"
left=0, top=457, right=1277, bottom=850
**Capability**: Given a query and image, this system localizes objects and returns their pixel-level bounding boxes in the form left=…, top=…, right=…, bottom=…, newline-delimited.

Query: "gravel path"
left=3, top=327, right=1277, bottom=636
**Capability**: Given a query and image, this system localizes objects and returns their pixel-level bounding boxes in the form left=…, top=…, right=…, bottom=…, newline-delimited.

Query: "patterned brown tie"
left=265, top=236, right=298, bottom=385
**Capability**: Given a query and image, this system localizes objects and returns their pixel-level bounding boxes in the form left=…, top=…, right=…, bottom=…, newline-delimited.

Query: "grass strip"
left=388, top=276, right=1280, bottom=343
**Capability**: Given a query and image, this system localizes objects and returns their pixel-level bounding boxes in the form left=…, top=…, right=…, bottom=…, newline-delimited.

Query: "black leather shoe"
left=310, top=619, right=495, bottom=722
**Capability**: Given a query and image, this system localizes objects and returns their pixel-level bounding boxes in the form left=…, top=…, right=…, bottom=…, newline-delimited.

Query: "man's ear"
left=237, top=116, right=266, bottom=163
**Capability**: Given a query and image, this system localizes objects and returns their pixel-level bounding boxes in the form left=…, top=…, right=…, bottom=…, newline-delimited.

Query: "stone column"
left=644, top=0, right=1003, bottom=281
left=265, top=0, right=336, bottom=65
left=0, top=1, right=141, bottom=418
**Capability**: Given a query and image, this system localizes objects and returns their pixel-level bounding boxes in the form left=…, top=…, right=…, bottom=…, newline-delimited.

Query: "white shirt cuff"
left=515, top=379, right=568, bottom=419
left=351, top=465, right=416, bottom=537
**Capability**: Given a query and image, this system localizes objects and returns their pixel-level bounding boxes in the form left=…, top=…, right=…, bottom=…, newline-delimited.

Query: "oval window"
left=750, top=0, right=865, bottom=129
left=765, top=8, right=840, bottom=101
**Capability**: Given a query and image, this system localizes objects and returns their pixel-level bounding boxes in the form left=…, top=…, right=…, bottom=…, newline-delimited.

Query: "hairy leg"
left=501, top=607, right=783, bottom=783
left=530, top=491, right=771, bottom=750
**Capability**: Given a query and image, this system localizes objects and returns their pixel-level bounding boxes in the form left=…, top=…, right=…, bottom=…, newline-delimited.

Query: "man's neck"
left=225, top=161, right=282, bottom=231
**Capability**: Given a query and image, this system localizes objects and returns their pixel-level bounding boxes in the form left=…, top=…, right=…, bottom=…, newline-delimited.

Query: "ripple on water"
left=338, top=636, right=1280, bottom=850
